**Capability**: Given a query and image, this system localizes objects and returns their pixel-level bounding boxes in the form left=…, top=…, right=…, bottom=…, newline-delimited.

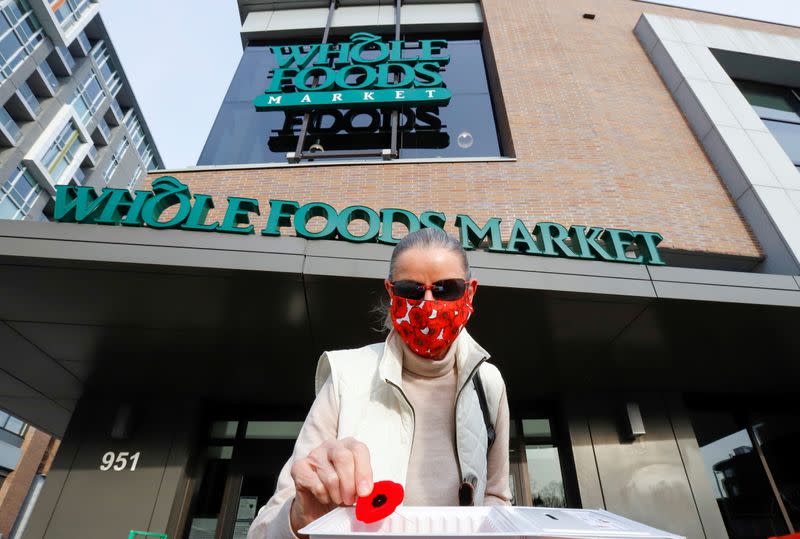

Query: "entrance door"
left=182, top=420, right=301, bottom=539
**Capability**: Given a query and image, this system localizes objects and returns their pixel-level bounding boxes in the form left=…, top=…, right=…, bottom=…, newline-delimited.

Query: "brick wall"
left=0, top=428, right=51, bottom=537
left=144, top=0, right=800, bottom=260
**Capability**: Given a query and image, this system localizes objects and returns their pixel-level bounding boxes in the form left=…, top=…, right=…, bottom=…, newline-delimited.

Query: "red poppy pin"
left=355, top=480, right=404, bottom=523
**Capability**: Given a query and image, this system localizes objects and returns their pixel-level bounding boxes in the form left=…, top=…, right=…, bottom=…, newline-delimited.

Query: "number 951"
left=99, top=451, right=141, bottom=471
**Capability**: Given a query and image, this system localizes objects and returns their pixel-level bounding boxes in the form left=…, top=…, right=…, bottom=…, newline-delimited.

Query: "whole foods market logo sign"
left=253, top=33, right=451, bottom=112
left=53, top=177, right=665, bottom=265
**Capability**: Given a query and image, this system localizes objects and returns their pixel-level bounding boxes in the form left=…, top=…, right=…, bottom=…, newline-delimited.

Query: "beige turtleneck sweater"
left=247, top=340, right=511, bottom=539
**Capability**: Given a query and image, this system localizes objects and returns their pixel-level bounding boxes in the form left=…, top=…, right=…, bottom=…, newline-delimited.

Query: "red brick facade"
left=0, top=428, right=52, bottom=537
left=145, top=1, right=800, bottom=260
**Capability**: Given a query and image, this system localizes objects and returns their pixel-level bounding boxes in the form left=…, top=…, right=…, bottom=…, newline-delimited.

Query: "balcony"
left=82, top=144, right=98, bottom=168
left=69, top=32, right=91, bottom=57
left=0, top=107, right=21, bottom=147
left=5, top=85, right=40, bottom=122
left=104, top=99, right=123, bottom=126
left=27, top=62, right=59, bottom=98
left=92, top=118, right=110, bottom=146
left=49, top=46, right=76, bottom=77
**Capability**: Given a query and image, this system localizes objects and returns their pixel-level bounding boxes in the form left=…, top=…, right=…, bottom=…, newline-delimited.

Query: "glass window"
left=17, top=81, right=39, bottom=114
left=52, top=0, right=91, bottom=31
left=72, top=73, right=104, bottom=123
left=0, top=0, right=43, bottom=81
left=245, top=421, right=303, bottom=440
left=0, top=165, right=41, bottom=220
left=735, top=79, right=800, bottom=170
left=43, top=121, right=82, bottom=181
left=38, top=60, right=58, bottom=89
left=526, top=445, right=567, bottom=508
left=3, top=416, right=24, bottom=435
left=763, top=119, right=800, bottom=167
left=209, top=421, right=238, bottom=439
left=198, top=35, right=502, bottom=165
left=690, top=408, right=789, bottom=539
left=0, top=104, right=20, bottom=141
left=104, top=136, right=129, bottom=184
left=736, top=80, right=800, bottom=124
left=750, top=413, right=800, bottom=530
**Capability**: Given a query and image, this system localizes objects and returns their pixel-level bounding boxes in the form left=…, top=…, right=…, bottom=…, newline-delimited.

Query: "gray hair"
left=388, top=227, right=471, bottom=280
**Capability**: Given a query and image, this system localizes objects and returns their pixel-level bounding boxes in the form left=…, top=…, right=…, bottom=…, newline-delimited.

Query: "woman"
left=248, top=227, right=511, bottom=539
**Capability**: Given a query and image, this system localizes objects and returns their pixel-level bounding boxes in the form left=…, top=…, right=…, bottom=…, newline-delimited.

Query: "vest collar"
left=380, top=329, right=490, bottom=392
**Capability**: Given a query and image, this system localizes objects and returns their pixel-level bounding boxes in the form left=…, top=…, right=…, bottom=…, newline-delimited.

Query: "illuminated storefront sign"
left=253, top=32, right=452, bottom=112
left=53, top=176, right=665, bottom=265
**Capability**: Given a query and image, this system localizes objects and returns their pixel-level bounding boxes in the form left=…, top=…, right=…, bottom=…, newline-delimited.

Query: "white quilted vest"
left=314, top=329, right=503, bottom=505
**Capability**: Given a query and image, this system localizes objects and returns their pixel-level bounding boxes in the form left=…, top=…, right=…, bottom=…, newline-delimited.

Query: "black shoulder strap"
left=472, top=372, right=496, bottom=449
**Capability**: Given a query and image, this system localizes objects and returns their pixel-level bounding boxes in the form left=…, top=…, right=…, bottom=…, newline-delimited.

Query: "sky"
left=99, top=0, right=799, bottom=170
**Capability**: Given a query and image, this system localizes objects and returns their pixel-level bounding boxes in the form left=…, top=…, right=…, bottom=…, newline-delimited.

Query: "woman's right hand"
left=289, top=437, right=373, bottom=536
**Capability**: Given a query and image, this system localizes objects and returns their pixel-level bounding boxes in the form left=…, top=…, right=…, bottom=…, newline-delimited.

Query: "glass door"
left=509, top=410, right=579, bottom=508
left=182, top=420, right=302, bottom=539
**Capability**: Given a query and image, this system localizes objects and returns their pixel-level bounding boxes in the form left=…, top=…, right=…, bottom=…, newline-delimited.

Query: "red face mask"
left=389, top=293, right=473, bottom=359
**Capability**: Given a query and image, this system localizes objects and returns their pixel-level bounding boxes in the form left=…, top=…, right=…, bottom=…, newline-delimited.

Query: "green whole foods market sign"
left=253, top=33, right=451, bottom=112
left=53, top=177, right=665, bottom=265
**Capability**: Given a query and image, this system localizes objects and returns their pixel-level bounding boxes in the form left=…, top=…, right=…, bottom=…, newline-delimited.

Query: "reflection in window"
left=198, top=37, right=501, bottom=165
left=750, top=414, right=800, bottom=530
left=517, top=417, right=569, bottom=508
left=526, top=445, right=566, bottom=508
left=690, top=409, right=789, bottom=539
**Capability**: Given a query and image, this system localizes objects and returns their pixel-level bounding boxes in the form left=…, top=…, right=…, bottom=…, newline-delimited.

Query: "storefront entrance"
left=182, top=420, right=302, bottom=539
left=178, top=411, right=581, bottom=539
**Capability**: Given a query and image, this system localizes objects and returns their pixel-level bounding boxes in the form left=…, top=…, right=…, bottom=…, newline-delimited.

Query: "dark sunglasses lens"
left=434, top=279, right=467, bottom=300
left=392, top=281, right=424, bottom=300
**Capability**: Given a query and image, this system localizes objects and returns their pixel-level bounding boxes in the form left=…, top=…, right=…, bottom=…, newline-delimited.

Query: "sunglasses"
left=389, top=279, right=469, bottom=301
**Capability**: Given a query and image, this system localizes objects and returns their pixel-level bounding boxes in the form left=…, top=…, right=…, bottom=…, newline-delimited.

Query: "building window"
left=71, top=72, right=104, bottom=123
left=517, top=418, right=568, bottom=507
left=199, top=30, right=503, bottom=165
left=0, top=103, right=21, bottom=144
left=0, top=410, right=27, bottom=436
left=0, top=0, right=44, bottom=81
left=91, top=41, right=121, bottom=94
left=103, top=136, right=129, bottom=184
left=38, top=59, right=58, bottom=89
left=0, top=165, right=41, bottom=220
left=736, top=80, right=800, bottom=173
left=42, top=120, right=82, bottom=182
left=51, top=0, right=92, bottom=31
left=17, top=80, right=39, bottom=114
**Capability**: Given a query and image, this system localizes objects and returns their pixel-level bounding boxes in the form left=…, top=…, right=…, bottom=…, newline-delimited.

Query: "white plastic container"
left=299, top=506, right=685, bottom=539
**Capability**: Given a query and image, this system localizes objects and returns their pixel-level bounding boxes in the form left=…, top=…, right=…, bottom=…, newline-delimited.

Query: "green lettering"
left=337, top=205, right=381, bottom=242
left=634, top=231, right=665, bottom=265
left=182, top=194, right=219, bottom=231
left=568, top=225, right=614, bottom=261
left=295, top=202, right=338, bottom=239
left=601, top=228, right=643, bottom=263
left=54, top=185, right=112, bottom=224
left=270, top=44, right=320, bottom=69
left=94, top=188, right=146, bottom=225
left=379, top=208, right=420, bottom=244
left=454, top=214, right=503, bottom=251
left=534, top=222, right=579, bottom=258
left=218, top=197, right=260, bottom=234
left=420, top=211, right=446, bottom=230
left=261, top=200, right=300, bottom=236
left=506, top=219, right=541, bottom=254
